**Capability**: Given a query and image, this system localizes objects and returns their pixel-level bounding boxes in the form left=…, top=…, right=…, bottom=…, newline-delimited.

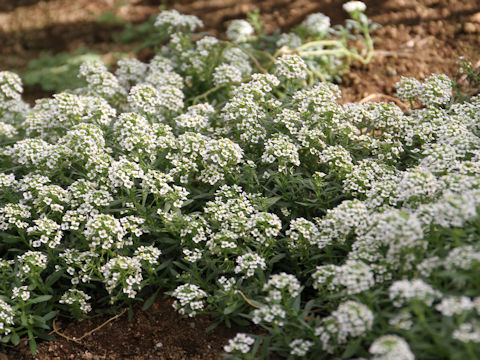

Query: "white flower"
left=276, top=33, right=302, bottom=49
left=369, top=335, right=415, bottom=360
left=226, top=20, right=254, bottom=43
left=274, top=55, right=308, bottom=80
left=0, top=299, right=15, bottom=337
left=436, top=296, right=474, bottom=316
left=59, top=289, right=92, bottom=314
left=389, top=279, right=441, bottom=307
left=171, top=283, right=208, bottom=317
left=234, top=253, right=266, bottom=278
left=289, top=339, right=313, bottom=357
left=224, top=333, right=255, bottom=353
left=303, top=13, right=331, bottom=36
left=315, top=301, right=374, bottom=352
left=343, top=1, right=367, bottom=13
left=452, top=322, right=480, bottom=343
left=154, top=9, right=203, bottom=33
left=12, top=286, right=30, bottom=301
left=213, top=64, right=243, bottom=86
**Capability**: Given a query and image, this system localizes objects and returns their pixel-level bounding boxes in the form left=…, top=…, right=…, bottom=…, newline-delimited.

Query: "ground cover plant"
left=1, top=2, right=480, bottom=359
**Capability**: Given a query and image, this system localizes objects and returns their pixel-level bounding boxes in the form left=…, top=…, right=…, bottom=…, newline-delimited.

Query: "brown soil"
left=1, top=0, right=480, bottom=359
left=1, top=0, right=479, bottom=102
left=5, top=293, right=252, bottom=360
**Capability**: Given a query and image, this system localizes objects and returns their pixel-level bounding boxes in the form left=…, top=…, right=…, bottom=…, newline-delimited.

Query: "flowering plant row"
left=1, top=3, right=480, bottom=359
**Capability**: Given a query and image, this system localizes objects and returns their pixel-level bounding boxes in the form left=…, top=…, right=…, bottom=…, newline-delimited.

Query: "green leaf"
left=45, top=270, right=64, bottom=287
left=35, top=330, right=55, bottom=341
left=28, top=330, right=37, bottom=355
left=11, top=332, right=20, bottom=345
left=142, top=290, right=160, bottom=311
left=342, top=339, right=360, bottom=359
left=223, top=303, right=240, bottom=315
left=29, top=295, right=52, bottom=304
left=0, top=335, right=10, bottom=344
left=269, top=253, right=286, bottom=264
left=42, top=311, right=58, bottom=322
left=263, top=196, right=282, bottom=209
left=21, top=312, right=28, bottom=326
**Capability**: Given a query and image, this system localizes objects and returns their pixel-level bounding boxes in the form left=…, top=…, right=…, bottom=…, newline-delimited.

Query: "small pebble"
left=464, top=22, right=478, bottom=33
left=471, top=12, right=480, bottom=24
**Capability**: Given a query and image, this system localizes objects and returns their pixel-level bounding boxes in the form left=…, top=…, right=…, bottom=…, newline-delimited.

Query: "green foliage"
left=21, top=50, right=101, bottom=92
left=2, top=4, right=480, bottom=360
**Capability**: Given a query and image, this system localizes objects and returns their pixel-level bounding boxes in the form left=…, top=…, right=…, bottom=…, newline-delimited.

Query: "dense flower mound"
left=1, top=4, right=480, bottom=359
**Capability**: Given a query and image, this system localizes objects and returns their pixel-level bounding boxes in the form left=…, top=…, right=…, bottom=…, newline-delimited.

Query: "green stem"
left=192, top=84, right=228, bottom=104
left=251, top=49, right=276, bottom=63
left=296, top=40, right=344, bottom=51
left=238, top=48, right=268, bottom=74
left=298, top=48, right=371, bottom=64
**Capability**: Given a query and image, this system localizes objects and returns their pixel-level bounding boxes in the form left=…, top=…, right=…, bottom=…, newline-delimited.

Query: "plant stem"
left=192, top=84, right=228, bottom=104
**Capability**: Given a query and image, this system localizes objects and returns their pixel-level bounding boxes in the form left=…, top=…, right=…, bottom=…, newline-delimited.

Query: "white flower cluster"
left=154, top=9, right=203, bottom=33
left=0, top=122, right=17, bottom=138
left=315, top=301, right=374, bottom=353
left=261, top=134, right=300, bottom=173
left=452, top=322, right=480, bottom=343
left=388, top=312, right=413, bottom=330
left=213, top=64, right=243, bottom=87
left=226, top=20, right=254, bottom=43
left=100, top=256, right=143, bottom=299
left=114, top=112, right=156, bottom=156
left=59, top=289, right=92, bottom=314
left=289, top=338, right=314, bottom=357
left=234, top=252, right=266, bottom=278
left=396, top=74, right=452, bottom=106
left=0, top=71, right=22, bottom=101
left=263, top=272, right=302, bottom=302
left=286, top=217, right=319, bottom=248
left=302, top=13, right=331, bottom=36
left=134, top=245, right=162, bottom=266
left=171, top=283, right=208, bottom=317
left=0, top=299, right=15, bottom=337
left=252, top=303, right=286, bottom=327
left=115, top=58, right=147, bottom=89
left=12, top=286, right=30, bottom=301
left=313, top=260, right=375, bottom=295
left=343, top=1, right=367, bottom=13
left=79, top=60, right=125, bottom=100
left=389, top=279, right=441, bottom=307
left=369, top=335, right=415, bottom=360
left=128, top=83, right=184, bottom=119
left=276, top=33, right=302, bottom=49
left=0, top=203, right=31, bottom=230
left=17, top=251, right=48, bottom=277
left=84, top=214, right=126, bottom=250
left=274, top=55, right=308, bottom=80
left=435, top=296, right=475, bottom=317
left=27, top=216, right=63, bottom=248
left=222, top=47, right=252, bottom=77
left=315, top=199, right=368, bottom=246
left=224, top=333, right=255, bottom=354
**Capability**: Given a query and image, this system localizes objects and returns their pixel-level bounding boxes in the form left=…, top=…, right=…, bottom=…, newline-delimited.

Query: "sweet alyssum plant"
left=1, top=2, right=480, bottom=359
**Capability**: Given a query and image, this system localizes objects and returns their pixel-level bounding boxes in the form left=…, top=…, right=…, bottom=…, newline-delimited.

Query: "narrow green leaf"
left=29, top=295, right=52, bottom=304
left=142, top=290, right=160, bottom=311
left=28, top=330, right=37, bottom=355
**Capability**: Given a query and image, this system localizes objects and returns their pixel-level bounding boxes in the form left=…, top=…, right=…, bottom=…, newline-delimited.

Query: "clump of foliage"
left=20, top=50, right=101, bottom=92
left=1, top=2, right=480, bottom=359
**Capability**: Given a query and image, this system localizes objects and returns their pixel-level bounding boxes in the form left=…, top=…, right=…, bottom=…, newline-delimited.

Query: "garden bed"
left=0, top=1, right=479, bottom=360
